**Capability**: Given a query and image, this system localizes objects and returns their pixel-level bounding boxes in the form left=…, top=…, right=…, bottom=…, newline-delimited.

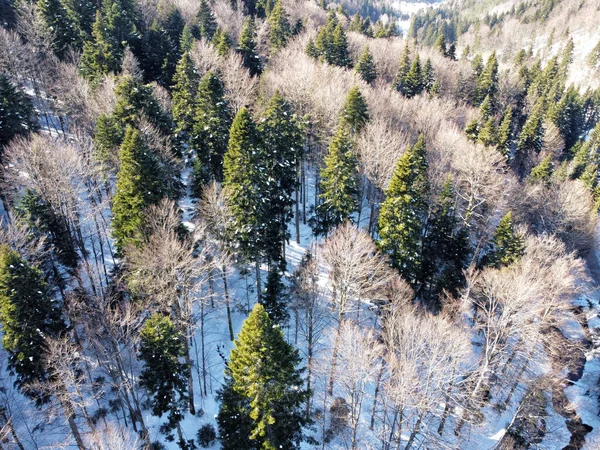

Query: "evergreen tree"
left=340, top=86, right=369, bottom=134
left=139, top=313, right=188, bottom=443
left=313, top=125, right=358, bottom=236
left=480, top=94, right=493, bottom=121
left=355, top=46, right=377, bottom=85
left=404, top=53, right=423, bottom=98
left=217, top=303, right=307, bottom=450
left=0, top=246, right=65, bottom=400
left=378, top=135, right=429, bottom=287
left=269, top=0, right=291, bottom=53
left=180, top=24, right=194, bottom=52
left=477, top=51, right=498, bottom=104
left=332, top=23, right=351, bottom=68
left=517, top=102, right=544, bottom=156
left=478, top=116, right=497, bottom=147
left=195, top=0, right=217, bottom=41
left=434, top=34, right=447, bottom=57
left=192, top=71, right=232, bottom=189
left=172, top=51, right=200, bottom=138
left=214, top=27, right=233, bottom=57
left=393, top=41, right=411, bottom=94
left=422, top=58, right=435, bottom=93
left=447, top=42, right=457, bottom=60
left=305, top=37, right=319, bottom=59
left=111, top=127, right=166, bottom=252
left=0, top=74, right=38, bottom=151
left=140, top=10, right=183, bottom=87
left=465, top=119, right=479, bottom=142
left=528, top=154, right=553, bottom=183
left=223, top=107, right=264, bottom=261
left=549, top=85, right=583, bottom=152
left=238, top=17, right=263, bottom=76
left=258, top=92, right=304, bottom=266
left=313, top=12, right=337, bottom=64
left=496, top=105, right=513, bottom=158
left=37, top=0, right=81, bottom=58
left=255, top=0, right=274, bottom=17
left=261, top=267, right=289, bottom=325
left=485, top=211, right=525, bottom=268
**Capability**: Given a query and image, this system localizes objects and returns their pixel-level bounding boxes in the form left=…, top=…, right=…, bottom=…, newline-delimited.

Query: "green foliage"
left=517, top=101, right=544, bottom=156
left=0, top=74, right=38, bottom=151
left=485, top=211, right=525, bottom=268
left=238, top=17, right=263, bottom=76
left=261, top=267, right=289, bottom=325
left=435, top=34, right=447, bottom=57
left=476, top=52, right=498, bottom=105
left=496, top=105, right=513, bottom=158
left=309, top=13, right=351, bottom=68
left=378, top=135, right=429, bottom=287
left=37, top=0, right=82, bottom=58
left=111, top=127, right=168, bottom=252
left=355, top=46, right=377, bottom=85
left=214, top=27, right=233, bottom=57
left=223, top=107, right=264, bottom=260
left=528, top=154, right=553, bottom=184
left=139, top=313, right=188, bottom=436
left=195, top=0, right=217, bottom=41
left=340, top=87, right=369, bottom=134
left=172, top=51, right=200, bottom=138
left=217, top=303, right=307, bottom=450
left=192, top=71, right=232, bottom=190
left=393, top=41, right=411, bottom=94
left=269, top=0, right=291, bottom=53
left=0, top=246, right=65, bottom=400
left=313, top=125, right=358, bottom=236
left=548, top=85, right=583, bottom=152
left=478, top=116, right=497, bottom=147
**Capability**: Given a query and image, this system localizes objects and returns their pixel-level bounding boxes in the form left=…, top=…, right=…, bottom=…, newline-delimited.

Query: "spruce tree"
left=214, top=27, right=233, bottom=57
left=269, top=0, right=291, bottom=53
left=478, top=116, right=497, bottom=147
left=435, top=34, right=447, bottom=57
left=305, top=37, right=319, bottom=59
left=180, top=24, right=194, bottom=52
left=340, top=86, right=369, bottom=134
left=393, top=41, right=411, bottom=94
left=477, top=51, right=498, bottom=104
left=172, top=51, right=200, bottom=138
left=261, top=267, right=289, bottom=325
left=496, top=105, right=513, bottom=158
left=0, top=246, right=65, bottom=400
left=485, top=211, right=525, bottom=268
left=192, top=71, right=232, bottom=189
left=217, top=303, right=307, bottom=450
left=37, top=0, right=81, bottom=58
left=313, top=125, right=358, bottom=236
left=223, top=107, right=265, bottom=263
left=378, top=134, right=429, bottom=287
left=139, top=313, right=188, bottom=443
left=355, top=46, right=377, bottom=85
left=195, top=0, right=217, bottom=41
left=422, top=58, right=435, bottom=93
left=528, top=154, right=553, bottom=184
left=404, top=53, right=423, bottom=98
left=332, top=22, right=351, bottom=68
left=0, top=74, right=38, bottom=151
left=111, top=126, right=166, bottom=252
left=258, top=91, right=304, bottom=266
left=238, top=17, right=263, bottom=76
left=517, top=102, right=544, bottom=156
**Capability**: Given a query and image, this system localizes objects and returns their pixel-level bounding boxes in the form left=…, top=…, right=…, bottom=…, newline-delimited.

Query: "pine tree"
left=261, top=267, right=289, bottom=325
left=434, top=34, right=447, bottom=57
left=378, top=135, right=429, bottom=287
left=0, top=74, right=38, bottom=151
left=269, top=0, right=291, bottom=53
left=313, top=12, right=337, bottom=64
left=255, top=0, right=274, bottom=17
left=238, top=17, right=263, bottom=76
left=332, top=22, right=351, bottom=68
left=217, top=303, right=307, bottom=450
left=223, top=107, right=264, bottom=262
left=480, top=94, right=493, bottom=121
left=528, top=154, right=553, bottom=183
left=180, top=24, right=194, bottom=52
left=112, top=126, right=166, bottom=252
left=340, top=86, right=369, bottom=134
left=0, top=246, right=65, bottom=400
left=404, top=53, right=423, bottom=98
left=422, top=57, right=435, bottom=93
left=214, top=27, right=233, bottom=57
left=355, top=46, right=377, bottom=85
left=313, top=125, right=358, bottom=236
left=196, top=0, right=217, bottom=41
left=485, top=211, right=524, bottom=268
left=37, top=0, right=81, bottom=58
left=192, top=71, right=232, bottom=189
left=393, top=41, right=411, bottom=94
left=517, top=102, right=544, bottom=156
left=305, top=37, right=319, bottom=59
left=465, top=119, right=479, bottom=142
left=172, top=51, right=200, bottom=137
left=258, top=91, right=304, bottom=266
left=478, top=116, right=497, bottom=147
left=477, top=51, right=498, bottom=104
left=496, top=105, right=513, bottom=158
left=139, top=313, right=188, bottom=443
left=61, top=0, right=96, bottom=37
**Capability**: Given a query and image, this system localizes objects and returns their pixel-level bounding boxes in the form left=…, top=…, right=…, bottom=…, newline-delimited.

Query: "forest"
left=1, top=0, right=600, bottom=448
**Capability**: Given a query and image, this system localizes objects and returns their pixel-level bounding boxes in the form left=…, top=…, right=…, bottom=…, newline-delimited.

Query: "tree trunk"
left=255, top=256, right=262, bottom=303
left=404, top=412, right=423, bottom=450
left=328, top=311, right=345, bottom=396
left=221, top=267, right=234, bottom=341
left=371, top=364, right=385, bottom=430
left=0, top=410, right=25, bottom=450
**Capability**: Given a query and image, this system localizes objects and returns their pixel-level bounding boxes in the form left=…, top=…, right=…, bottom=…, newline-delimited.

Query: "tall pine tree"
left=355, top=46, right=377, bottom=85
left=0, top=74, right=38, bottom=151
left=172, top=51, right=200, bottom=138
left=485, top=211, right=525, bottom=268
left=217, top=303, right=307, bottom=450
left=269, top=0, right=291, bottom=53
left=340, top=86, right=369, bottom=134
left=238, top=17, right=263, bottom=76
left=378, top=134, right=429, bottom=287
